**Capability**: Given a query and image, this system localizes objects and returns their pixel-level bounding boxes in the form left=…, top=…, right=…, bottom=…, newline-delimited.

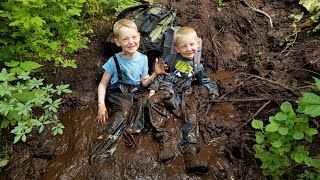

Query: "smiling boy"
left=92, top=19, right=167, bottom=164
left=148, top=27, right=219, bottom=174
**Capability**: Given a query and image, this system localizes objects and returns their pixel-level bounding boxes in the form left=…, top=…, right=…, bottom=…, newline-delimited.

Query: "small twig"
left=280, top=32, right=298, bottom=55
left=219, top=76, right=254, bottom=99
left=238, top=73, right=300, bottom=96
left=242, top=0, right=273, bottom=28
left=252, top=100, right=271, bottom=118
left=212, top=97, right=295, bottom=103
left=292, top=68, right=320, bottom=76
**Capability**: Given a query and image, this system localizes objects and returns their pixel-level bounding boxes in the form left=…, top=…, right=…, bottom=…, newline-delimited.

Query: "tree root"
left=241, top=0, right=273, bottom=28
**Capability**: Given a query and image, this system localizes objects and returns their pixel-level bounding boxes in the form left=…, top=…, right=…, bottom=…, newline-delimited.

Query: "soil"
left=1, top=0, right=320, bottom=179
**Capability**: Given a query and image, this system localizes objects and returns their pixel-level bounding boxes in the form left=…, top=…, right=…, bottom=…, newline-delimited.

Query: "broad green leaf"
left=11, top=89, right=45, bottom=103
left=1, top=119, right=10, bottom=128
left=271, top=140, right=282, bottom=148
left=252, top=119, right=264, bottom=129
left=278, top=127, right=289, bottom=135
left=293, top=132, right=304, bottom=140
left=275, top=112, right=288, bottom=121
left=289, top=12, right=304, bottom=21
left=9, top=20, right=21, bottom=26
left=20, top=61, right=42, bottom=71
left=13, top=134, right=22, bottom=144
left=10, top=67, right=24, bottom=76
left=0, top=159, right=9, bottom=167
left=308, top=158, right=320, bottom=169
left=255, top=131, right=264, bottom=144
left=298, top=92, right=320, bottom=117
left=299, top=0, right=320, bottom=12
left=280, top=101, right=293, bottom=113
left=4, top=61, right=20, bottom=67
left=305, top=128, right=318, bottom=136
left=266, top=123, right=278, bottom=132
left=294, top=153, right=304, bottom=163
left=311, top=77, right=320, bottom=90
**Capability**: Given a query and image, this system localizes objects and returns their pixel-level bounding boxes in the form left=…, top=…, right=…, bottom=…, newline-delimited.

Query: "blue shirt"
left=102, top=52, right=149, bottom=86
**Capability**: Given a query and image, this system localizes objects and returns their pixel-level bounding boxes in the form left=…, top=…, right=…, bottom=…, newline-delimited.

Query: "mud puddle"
left=40, top=71, right=241, bottom=179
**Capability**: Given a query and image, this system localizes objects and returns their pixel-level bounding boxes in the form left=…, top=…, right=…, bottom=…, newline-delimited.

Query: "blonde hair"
left=174, top=27, right=198, bottom=45
left=113, top=19, right=138, bottom=37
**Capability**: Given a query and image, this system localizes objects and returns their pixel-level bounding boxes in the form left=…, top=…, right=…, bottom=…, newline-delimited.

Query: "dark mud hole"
left=1, top=0, right=320, bottom=179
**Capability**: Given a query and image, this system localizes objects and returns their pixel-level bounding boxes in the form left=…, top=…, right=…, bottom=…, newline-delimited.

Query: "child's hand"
left=148, top=90, right=156, bottom=98
left=97, top=105, right=108, bottom=123
left=154, top=58, right=169, bottom=75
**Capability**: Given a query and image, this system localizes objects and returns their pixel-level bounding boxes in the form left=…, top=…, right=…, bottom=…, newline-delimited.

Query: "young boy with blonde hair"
left=93, top=19, right=167, bottom=164
left=148, top=26, right=219, bottom=174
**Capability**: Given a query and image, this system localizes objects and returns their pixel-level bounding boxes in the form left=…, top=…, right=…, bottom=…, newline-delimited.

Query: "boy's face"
left=175, top=35, right=200, bottom=60
left=114, top=26, right=140, bottom=54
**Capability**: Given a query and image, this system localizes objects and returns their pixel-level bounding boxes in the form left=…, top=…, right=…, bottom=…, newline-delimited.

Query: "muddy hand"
left=154, top=58, right=169, bottom=75
left=97, top=106, right=108, bottom=123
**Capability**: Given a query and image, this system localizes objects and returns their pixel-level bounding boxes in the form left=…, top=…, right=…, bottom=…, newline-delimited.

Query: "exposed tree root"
left=241, top=0, right=273, bottom=28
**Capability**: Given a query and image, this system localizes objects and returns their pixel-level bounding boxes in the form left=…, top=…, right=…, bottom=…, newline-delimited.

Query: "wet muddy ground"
left=1, top=0, right=320, bottom=179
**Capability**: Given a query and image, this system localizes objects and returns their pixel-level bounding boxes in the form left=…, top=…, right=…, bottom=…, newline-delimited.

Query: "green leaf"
left=275, top=112, right=288, bottom=121
left=4, top=61, right=20, bottom=67
left=256, top=131, right=265, bottom=144
left=20, top=61, right=42, bottom=71
left=266, top=123, right=278, bottom=132
left=305, top=128, right=318, bottom=136
left=271, top=140, right=282, bottom=148
left=9, top=20, right=21, bottom=26
left=294, top=153, right=304, bottom=163
left=280, top=101, right=293, bottom=113
left=299, top=0, right=320, bottom=12
left=252, top=119, right=264, bottom=129
left=293, top=132, right=304, bottom=140
left=298, top=92, right=320, bottom=117
left=1, top=119, right=10, bottom=128
left=0, top=159, right=9, bottom=167
left=13, top=134, right=22, bottom=144
left=278, top=127, right=289, bottom=135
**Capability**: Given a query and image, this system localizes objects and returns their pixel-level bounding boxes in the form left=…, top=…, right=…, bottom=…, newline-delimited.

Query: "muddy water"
left=42, top=71, right=241, bottom=179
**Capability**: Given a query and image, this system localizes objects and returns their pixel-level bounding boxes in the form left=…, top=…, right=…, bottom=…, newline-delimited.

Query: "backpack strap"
left=113, top=55, right=122, bottom=81
left=194, top=38, right=202, bottom=74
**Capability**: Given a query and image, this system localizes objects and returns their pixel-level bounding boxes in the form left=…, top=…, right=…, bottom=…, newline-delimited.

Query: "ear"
left=196, top=37, right=201, bottom=47
left=114, top=38, right=120, bottom=47
left=175, top=46, right=181, bottom=53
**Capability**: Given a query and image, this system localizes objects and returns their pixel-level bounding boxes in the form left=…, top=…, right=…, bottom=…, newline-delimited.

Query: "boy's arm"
left=197, top=65, right=219, bottom=96
left=141, top=58, right=168, bottom=87
left=97, top=71, right=112, bottom=123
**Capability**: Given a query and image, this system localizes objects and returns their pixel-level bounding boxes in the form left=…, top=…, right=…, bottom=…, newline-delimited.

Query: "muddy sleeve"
left=198, top=64, right=219, bottom=96
left=148, top=75, right=161, bottom=91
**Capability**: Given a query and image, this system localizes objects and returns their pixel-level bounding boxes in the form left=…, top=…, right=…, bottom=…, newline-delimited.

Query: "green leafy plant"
left=298, top=170, right=320, bottom=180
left=0, top=63, right=72, bottom=144
left=0, top=0, right=90, bottom=68
left=289, top=0, right=320, bottom=32
left=252, top=77, right=320, bottom=178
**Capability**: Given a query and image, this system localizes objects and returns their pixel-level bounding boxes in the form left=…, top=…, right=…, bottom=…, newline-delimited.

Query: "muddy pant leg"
left=90, top=93, right=133, bottom=164
left=148, top=90, right=177, bottom=162
left=126, top=95, right=147, bottom=133
left=180, top=93, right=200, bottom=153
left=148, top=90, right=171, bottom=132
left=122, top=94, right=147, bottom=147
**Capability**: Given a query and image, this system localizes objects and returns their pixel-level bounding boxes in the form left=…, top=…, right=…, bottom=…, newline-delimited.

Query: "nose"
left=186, top=45, right=192, bottom=51
left=128, top=38, right=134, bottom=44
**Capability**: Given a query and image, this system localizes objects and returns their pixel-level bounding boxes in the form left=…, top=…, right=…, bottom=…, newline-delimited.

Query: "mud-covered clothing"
left=148, top=54, right=219, bottom=153
left=103, top=52, right=149, bottom=86
left=91, top=52, right=148, bottom=164
left=150, top=54, right=219, bottom=96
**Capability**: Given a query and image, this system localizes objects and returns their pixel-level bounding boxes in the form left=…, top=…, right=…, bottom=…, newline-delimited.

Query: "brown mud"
left=1, top=0, right=320, bottom=179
